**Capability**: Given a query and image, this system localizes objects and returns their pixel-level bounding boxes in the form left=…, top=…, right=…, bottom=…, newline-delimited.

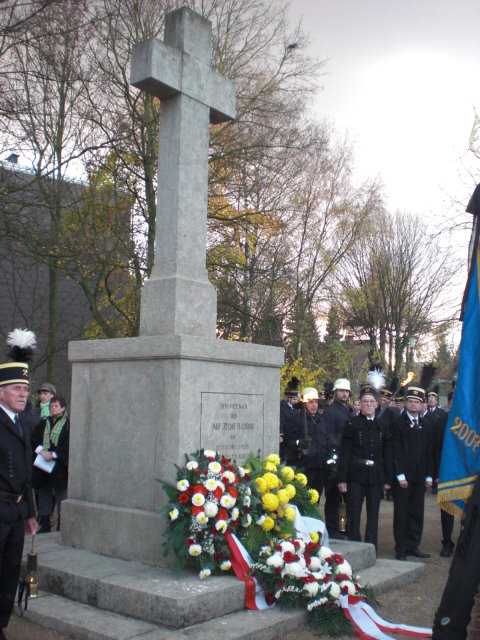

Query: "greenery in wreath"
left=160, top=448, right=253, bottom=577
left=251, top=538, right=371, bottom=636
left=240, top=452, right=324, bottom=554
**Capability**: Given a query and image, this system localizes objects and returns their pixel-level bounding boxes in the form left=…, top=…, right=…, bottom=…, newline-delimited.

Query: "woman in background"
left=32, top=396, right=69, bottom=532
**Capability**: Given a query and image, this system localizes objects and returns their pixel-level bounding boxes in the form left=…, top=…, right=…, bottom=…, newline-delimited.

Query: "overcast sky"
left=287, top=0, right=480, bottom=224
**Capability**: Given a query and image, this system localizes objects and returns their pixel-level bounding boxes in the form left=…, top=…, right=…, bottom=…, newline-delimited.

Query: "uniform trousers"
left=441, top=508, right=455, bottom=545
left=0, top=518, right=25, bottom=628
left=325, top=481, right=342, bottom=538
left=346, top=482, right=383, bottom=548
left=304, top=468, right=328, bottom=499
left=393, top=482, right=425, bottom=554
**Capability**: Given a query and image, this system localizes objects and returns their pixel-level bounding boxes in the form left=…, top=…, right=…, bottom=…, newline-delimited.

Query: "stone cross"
left=130, top=6, right=236, bottom=338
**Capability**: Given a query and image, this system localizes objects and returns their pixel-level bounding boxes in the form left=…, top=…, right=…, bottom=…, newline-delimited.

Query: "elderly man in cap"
left=323, top=377, right=354, bottom=539
left=0, top=361, right=38, bottom=637
left=391, top=386, right=433, bottom=561
left=337, top=383, right=391, bottom=549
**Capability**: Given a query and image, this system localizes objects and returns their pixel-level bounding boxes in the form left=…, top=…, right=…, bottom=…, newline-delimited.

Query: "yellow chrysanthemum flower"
left=255, top=477, right=267, bottom=494
left=263, top=472, right=280, bottom=490
left=262, top=492, right=279, bottom=512
left=274, top=525, right=281, bottom=532
left=281, top=466, right=295, bottom=482
left=285, top=484, right=296, bottom=499
left=262, top=516, right=274, bottom=531
left=277, top=488, right=289, bottom=505
left=277, top=508, right=285, bottom=518
left=308, top=489, right=320, bottom=504
left=264, top=461, right=277, bottom=472
left=295, top=472, right=308, bottom=486
left=266, top=453, right=281, bottom=466
left=310, top=532, right=319, bottom=543
left=285, top=506, right=296, bottom=522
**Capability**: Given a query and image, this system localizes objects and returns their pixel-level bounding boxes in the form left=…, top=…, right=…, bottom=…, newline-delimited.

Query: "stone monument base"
left=62, top=334, right=283, bottom=566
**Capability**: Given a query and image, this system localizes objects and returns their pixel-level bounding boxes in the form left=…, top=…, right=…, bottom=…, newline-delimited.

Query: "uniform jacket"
left=0, top=407, right=36, bottom=522
left=337, top=413, right=390, bottom=485
left=323, top=400, right=353, bottom=449
left=283, top=409, right=328, bottom=470
left=391, top=410, right=433, bottom=483
left=280, top=401, right=299, bottom=434
left=423, top=409, right=449, bottom=479
left=32, top=414, right=70, bottom=492
left=432, top=474, right=480, bottom=639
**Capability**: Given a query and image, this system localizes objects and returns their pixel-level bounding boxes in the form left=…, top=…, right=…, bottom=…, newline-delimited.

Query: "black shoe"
left=329, top=532, right=348, bottom=540
left=406, top=548, right=431, bottom=558
left=440, top=542, right=454, bottom=558
left=395, top=553, right=407, bottom=561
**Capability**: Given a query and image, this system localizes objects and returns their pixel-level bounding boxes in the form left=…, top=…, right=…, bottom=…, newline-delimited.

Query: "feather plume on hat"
left=366, top=368, right=386, bottom=391
left=420, top=363, right=436, bottom=392
left=6, top=328, right=37, bottom=363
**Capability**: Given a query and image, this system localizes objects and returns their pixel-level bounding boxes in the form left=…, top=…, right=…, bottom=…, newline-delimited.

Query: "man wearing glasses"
left=337, top=384, right=390, bottom=550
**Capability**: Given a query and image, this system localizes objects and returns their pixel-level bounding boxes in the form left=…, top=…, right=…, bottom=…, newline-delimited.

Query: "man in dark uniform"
left=0, top=361, right=38, bottom=637
left=377, top=388, right=392, bottom=415
left=283, top=387, right=329, bottom=499
left=323, top=378, right=354, bottom=539
left=337, top=383, right=391, bottom=549
left=432, top=473, right=480, bottom=639
left=279, top=377, right=300, bottom=461
left=432, top=391, right=455, bottom=557
left=391, top=386, right=433, bottom=560
left=425, top=387, right=448, bottom=495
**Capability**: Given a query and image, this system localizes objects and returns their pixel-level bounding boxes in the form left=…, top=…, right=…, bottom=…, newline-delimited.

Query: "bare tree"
left=0, top=0, right=100, bottom=378
left=335, top=211, right=459, bottom=377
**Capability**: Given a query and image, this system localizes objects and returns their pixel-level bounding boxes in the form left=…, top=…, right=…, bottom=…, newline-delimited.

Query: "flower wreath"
left=160, top=449, right=252, bottom=578
left=161, top=450, right=432, bottom=639
left=251, top=538, right=369, bottom=636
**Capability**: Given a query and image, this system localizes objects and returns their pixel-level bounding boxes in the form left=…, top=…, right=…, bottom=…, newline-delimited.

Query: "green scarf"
left=40, top=401, right=51, bottom=419
left=43, top=412, right=67, bottom=449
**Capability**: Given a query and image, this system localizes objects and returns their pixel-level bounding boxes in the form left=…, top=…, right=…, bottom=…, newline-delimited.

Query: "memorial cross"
left=130, top=6, right=236, bottom=338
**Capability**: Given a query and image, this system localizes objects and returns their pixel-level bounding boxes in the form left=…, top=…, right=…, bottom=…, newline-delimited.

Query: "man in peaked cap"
left=424, top=387, right=448, bottom=495
left=323, top=377, right=354, bottom=539
left=280, top=377, right=300, bottom=461
left=337, top=384, right=391, bottom=549
left=0, top=361, right=38, bottom=636
left=390, top=386, right=433, bottom=561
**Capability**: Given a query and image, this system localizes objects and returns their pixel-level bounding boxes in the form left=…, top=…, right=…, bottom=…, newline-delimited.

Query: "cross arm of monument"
left=130, top=37, right=236, bottom=125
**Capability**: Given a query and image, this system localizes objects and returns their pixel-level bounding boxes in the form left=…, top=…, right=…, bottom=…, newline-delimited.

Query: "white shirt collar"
left=0, top=402, right=16, bottom=422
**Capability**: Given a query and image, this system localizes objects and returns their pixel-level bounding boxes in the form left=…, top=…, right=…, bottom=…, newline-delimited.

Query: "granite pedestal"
left=61, top=334, right=283, bottom=566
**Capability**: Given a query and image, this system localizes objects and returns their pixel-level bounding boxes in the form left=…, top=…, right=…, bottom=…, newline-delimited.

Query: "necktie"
left=413, top=418, right=418, bottom=429
left=14, top=415, right=23, bottom=437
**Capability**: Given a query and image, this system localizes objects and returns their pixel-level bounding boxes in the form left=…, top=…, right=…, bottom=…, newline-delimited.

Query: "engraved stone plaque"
left=200, top=392, right=264, bottom=462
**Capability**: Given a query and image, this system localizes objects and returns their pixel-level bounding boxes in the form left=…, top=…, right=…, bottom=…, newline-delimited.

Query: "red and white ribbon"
left=225, top=531, right=274, bottom=610
left=340, top=595, right=432, bottom=639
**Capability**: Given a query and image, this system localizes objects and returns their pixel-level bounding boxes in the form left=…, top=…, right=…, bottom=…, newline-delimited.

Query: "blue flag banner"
left=438, top=246, right=480, bottom=517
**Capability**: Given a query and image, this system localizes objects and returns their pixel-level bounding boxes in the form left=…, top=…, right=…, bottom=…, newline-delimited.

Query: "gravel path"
left=5, top=491, right=458, bottom=639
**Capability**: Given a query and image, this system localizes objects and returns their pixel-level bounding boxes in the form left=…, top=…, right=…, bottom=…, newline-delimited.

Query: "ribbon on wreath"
left=225, top=530, right=273, bottom=610
left=340, top=595, right=432, bottom=639
left=226, top=507, right=327, bottom=610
